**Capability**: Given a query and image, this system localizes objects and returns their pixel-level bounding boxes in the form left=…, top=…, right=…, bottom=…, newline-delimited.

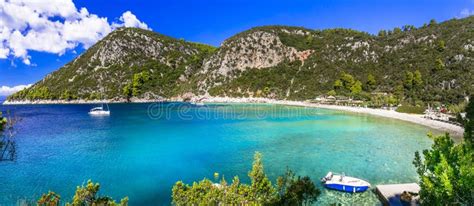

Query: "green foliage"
left=0, top=112, right=6, bottom=132
left=69, top=180, right=128, bottom=206
left=413, top=133, right=474, bottom=205
left=396, top=105, right=425, bottom=114
left=413, top=70, right=423, bottom=87
left=38, top=180, right=128, bottom=206
left=60, top=90, right=77, bottom=101
left=340, top=72, right=355, bottom=90
left=404, top=71, right=414, bottom=90
left=333, top=80, right=343, bottom=90
left=464, top=97, right=474, bottom=143
left=248, top=152, right=275, bottom=203
left=276, top=169, right=320, bottom=205
left=327, top=90, right=337, bottom=96
left=366, top=74, right=376, bottom=91
left=434, top=58, right=445, bottom=71
left=436, top=40, right=445, bottom=52
left=131, top=71, right=151, bottom=97
left=350, top=80, right=362, bottom=95
left=396, top=105, right=426, bottom=114
left=37, top=191, right=60, bottom=206
left=7, top=17, right=474, bottom=105
left=171, top=152, right=319, bottom=205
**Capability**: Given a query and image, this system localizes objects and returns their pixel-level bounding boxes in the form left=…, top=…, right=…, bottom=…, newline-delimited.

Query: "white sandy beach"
left=3, top=96, right=465, bottom=136
left=198, top=96, right=465, bottom=137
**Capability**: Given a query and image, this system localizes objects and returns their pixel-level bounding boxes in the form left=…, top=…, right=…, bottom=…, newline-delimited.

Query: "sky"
left=0, top=0, right=473, bottom=95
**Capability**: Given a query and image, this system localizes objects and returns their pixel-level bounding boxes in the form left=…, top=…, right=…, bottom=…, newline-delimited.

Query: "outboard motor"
left=321, top=172, right=333, bottom=183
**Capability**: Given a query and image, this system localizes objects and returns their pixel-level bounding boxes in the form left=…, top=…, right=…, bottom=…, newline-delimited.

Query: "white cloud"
left=0, top=84, right=32, bottom=96
left=458, top=8, right=474, bottom=18
left=0, top=0, right=151, bottom=65
left=112, top=11, right=150, bottom=30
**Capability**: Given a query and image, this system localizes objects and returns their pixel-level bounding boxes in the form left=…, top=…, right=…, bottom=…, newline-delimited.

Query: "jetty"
left=375, top=183, right=420, bottom=206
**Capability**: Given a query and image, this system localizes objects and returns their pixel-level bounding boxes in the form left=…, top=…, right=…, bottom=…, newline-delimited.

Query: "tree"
left=171, top=152, right=320, bottom=205
left=37, top=191, right=60, bottom=206
left=69, top=180, right=128, bottom=206
left=248, top=152, right=275, bottom=203
left=435, top=58, right=445, bottom=71
left=340, top=72, right=355, bottom=90
left=350, top=80, right=362, bottom=95
left=394, top=84, right=405, bottom=100
left=413, top=133, right=474, bottom=205
left=393, top=27, right=402, bottom=34
left=276, top=169, right=320, bottom=205
left=378, top=30, right=386, bottom=37
left=464, top=97, right=474, bottom=143
left=0, top=112, right=6, bottom=131
left=327, top=90, right=337, bottom=96
left=404, top=71, right=414, bottom=90
left=333, top=80, right=343, bottom=90
left=366, top=74, right=376, bottom=91
left=437, top=40, right=445, bottom=52
left=429, top=19, right=437, bottom=26
left=413, top=101, right=474, bottom=205
left=122, top=83, right=133, bottom=101
left=413, top=70, right=423, bottom=87
left=38, top=180, right=128, bottom=206
left=131, top=71, right=151, bottom=97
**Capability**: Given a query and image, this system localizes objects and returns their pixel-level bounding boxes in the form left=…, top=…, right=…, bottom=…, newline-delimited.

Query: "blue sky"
left=0, top=0, right=473, bottom=95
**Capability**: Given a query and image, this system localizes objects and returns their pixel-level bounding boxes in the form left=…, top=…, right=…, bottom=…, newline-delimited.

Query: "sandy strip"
left=3, top=96, right=465, bottom=136
left=200, top=97, right=465, bottom=136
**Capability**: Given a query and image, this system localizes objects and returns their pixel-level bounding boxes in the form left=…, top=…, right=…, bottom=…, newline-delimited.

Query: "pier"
left=375, top=183, right=420, bottom=206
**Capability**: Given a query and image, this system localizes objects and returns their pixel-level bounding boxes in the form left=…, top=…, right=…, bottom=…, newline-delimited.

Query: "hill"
left=7, top=16, right=474, bottom=105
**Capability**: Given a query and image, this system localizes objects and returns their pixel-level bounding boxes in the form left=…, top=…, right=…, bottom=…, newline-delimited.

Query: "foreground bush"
left=37, top=180, right=128, bottom=206
left=414, top=98, right=474, bottom=205
left=172, top=152, right=320, bottom=205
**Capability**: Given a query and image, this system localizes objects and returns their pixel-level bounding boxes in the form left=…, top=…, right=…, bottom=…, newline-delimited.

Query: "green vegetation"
left=172, top=152, right=320, bottom=205
left=413, top=97, right=474, bottom=205
left=0, top=112, right=6, bottom=131
left=37, top=180, right=128, bottom=206
left=7, top=17, right=474, bottom=106
left=396, top=105, right=426, bottom=114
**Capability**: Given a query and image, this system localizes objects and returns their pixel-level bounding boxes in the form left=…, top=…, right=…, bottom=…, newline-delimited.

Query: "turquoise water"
left=0, top=103, right=434, bottom=205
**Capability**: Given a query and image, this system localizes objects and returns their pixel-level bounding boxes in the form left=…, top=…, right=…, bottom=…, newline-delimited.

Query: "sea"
left=0, top=102, right=434, bottom=205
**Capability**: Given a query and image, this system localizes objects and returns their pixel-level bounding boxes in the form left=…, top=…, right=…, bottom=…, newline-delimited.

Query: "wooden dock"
left=375, top=183, right=420, bottom=206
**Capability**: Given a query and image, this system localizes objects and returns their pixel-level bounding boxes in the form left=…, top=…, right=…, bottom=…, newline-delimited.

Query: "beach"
left=3, top=96, right=465, bottom=136
left=198, top=97, right=465, bottom=137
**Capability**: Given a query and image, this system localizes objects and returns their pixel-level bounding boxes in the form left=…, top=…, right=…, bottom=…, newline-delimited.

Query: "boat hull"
left=324, top=183, right=370, bottom=193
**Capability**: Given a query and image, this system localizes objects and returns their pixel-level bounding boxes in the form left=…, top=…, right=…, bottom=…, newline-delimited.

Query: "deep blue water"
left=0, top=103, right=434, bottom=205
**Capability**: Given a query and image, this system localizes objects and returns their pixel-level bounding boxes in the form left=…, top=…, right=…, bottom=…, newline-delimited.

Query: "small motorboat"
left=89, top=103, right=110, bottom=116
left=321, top=172, right=371, bottom=193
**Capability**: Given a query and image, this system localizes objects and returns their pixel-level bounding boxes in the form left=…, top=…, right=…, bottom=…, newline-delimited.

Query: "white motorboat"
left=321, top=172, right=371, bottom=193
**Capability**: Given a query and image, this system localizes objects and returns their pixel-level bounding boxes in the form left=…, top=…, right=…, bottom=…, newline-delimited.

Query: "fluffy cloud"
left=0, top=0, right=150, bottom=65
left=113, top=11, right=150, bottom=30
left=0, top=84, right=32, bottom=96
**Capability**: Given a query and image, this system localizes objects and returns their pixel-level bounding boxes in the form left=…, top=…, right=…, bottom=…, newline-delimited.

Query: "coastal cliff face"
left=7, top=16, right=474, bottom=104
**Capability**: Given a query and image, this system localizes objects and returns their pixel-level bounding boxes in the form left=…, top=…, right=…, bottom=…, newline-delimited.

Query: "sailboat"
left=89, top=103, right=110, bottom=115
left=89, top=90, right=110, bottom=115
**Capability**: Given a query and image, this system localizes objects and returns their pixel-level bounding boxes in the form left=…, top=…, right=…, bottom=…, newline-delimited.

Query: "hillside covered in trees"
left=7, top=16, right=474, bottom=106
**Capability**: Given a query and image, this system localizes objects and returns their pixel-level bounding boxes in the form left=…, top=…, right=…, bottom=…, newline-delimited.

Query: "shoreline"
left=3, top=97, right=464, bottom=136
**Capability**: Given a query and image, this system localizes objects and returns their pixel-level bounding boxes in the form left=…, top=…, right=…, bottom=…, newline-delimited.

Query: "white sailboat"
left=89, top=103, right=110, bottom=115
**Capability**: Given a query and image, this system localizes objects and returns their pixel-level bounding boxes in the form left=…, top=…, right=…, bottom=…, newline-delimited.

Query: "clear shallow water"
left=0, top=103, right=434, bottom=205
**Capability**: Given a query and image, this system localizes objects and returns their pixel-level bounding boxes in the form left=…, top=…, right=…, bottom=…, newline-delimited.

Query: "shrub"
left=396, top=105, right=426, bottom=114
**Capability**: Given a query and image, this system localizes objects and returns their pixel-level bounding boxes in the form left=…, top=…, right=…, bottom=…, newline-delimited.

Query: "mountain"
left=8, top=28, right=216, bottom=101
left=7, top=16, right=474, bottom=105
